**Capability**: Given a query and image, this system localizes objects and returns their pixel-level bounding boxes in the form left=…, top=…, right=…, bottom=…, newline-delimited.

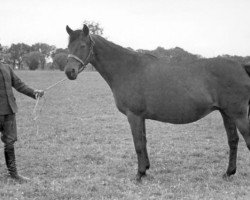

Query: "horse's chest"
left=112, top=86, right=146, bottom=115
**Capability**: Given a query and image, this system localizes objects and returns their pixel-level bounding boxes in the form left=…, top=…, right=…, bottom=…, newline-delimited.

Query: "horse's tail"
left=243, top=64, right=250, bottom=77
left=244, top=64, right=250, bottom=117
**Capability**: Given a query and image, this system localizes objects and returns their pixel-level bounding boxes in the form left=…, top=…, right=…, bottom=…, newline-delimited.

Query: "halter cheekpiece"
left=67, top=35, right=95, bottom=73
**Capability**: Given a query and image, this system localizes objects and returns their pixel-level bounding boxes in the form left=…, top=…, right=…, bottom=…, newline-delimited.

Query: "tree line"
left=0, top=21, right=103, bottom=71
left=1, top=21, right=250, bottom=71
left=0, top=39, right=76, bottom=71
left=138, top=47, right=250, bottom=65
left=0, top=42, right=55, bottom=70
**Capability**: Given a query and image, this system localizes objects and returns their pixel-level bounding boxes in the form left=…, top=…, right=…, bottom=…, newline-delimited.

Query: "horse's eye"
left=80, top=42, right=86, bottom=48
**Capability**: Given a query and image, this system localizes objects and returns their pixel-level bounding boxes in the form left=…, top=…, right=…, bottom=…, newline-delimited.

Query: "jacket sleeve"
left=10, top=67, right=36, bottom=99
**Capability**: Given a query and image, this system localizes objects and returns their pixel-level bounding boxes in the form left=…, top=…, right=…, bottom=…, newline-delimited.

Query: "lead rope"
left=32, top=77, right=67, bottom=134
left=32, top=35, right=94, bottom=133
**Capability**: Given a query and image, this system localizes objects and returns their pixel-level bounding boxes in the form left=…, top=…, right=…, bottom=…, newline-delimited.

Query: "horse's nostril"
left=72, top=69, right=76, bottom=73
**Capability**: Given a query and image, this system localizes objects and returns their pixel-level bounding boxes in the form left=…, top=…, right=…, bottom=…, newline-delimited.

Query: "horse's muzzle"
left=65, top=68, right=77, bottom=80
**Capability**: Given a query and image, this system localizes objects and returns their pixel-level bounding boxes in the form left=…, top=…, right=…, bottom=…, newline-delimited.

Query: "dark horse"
left=65, top=24, right=250, bottom=181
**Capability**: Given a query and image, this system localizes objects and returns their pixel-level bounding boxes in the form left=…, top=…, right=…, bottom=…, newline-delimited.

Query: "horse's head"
left=65, top=24, right=94, bottom=80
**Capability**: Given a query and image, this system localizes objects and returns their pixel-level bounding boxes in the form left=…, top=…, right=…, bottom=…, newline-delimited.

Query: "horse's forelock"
left=68, top=30, right=82, bottom=44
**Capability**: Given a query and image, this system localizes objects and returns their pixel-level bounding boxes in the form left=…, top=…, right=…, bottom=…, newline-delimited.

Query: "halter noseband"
left=67, top=35, right=95, bottom=73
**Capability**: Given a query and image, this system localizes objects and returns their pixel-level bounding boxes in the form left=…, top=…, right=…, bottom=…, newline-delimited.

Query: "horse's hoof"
left=135, top=171, right=146, bottom=182
left=227, top=168, right=236, bottom=176
left=222, top=173, right=233, bottom=181
left=222, top=168, right=236, bottom=180
left=222, top=173, right=229, bottom=180
left=135, top=176, right=142, bottom=183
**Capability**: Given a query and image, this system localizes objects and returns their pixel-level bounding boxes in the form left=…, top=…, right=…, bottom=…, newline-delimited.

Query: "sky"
left=0, top=0, right=250, bottom=58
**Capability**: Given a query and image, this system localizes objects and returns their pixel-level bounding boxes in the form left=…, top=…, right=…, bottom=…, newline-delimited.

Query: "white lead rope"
left=44, top=77, right=67, bottom=91
left=32, top=77, right=67, bottom=121
left=31, top=77, right=68, bottom=135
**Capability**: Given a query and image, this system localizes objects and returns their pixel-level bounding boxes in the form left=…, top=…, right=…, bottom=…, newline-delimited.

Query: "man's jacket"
left=0, top=63, right=36, bottom=114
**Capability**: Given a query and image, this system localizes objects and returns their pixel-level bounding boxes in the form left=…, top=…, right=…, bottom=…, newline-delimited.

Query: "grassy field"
left=1, top=70, right=250, bottom=200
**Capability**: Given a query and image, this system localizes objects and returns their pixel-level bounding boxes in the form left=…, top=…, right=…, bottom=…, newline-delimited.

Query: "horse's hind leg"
left=127, top=111, right=150, bottom=181
left=220, top=112, right=239, bottom=178
left=142, top=119, right=150, bottom=170
left=235, top=115, right=250, bottom=150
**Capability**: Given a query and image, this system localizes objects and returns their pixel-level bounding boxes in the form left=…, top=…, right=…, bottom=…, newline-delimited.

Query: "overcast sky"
left=0, top=0, right=250, bottom=58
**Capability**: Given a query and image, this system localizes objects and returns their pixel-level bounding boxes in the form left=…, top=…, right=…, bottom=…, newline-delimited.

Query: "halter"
left=67, top=35, right=95, bottom=74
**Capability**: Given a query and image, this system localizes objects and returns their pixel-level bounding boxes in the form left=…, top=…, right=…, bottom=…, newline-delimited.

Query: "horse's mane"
left=92, top=35, right=159, bottom=61
left=68, top=31, right=159, bottom=62
left=92, top=35, right=133, bottom=53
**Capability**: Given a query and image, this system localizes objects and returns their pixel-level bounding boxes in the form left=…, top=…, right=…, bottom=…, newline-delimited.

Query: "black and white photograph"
left=1, top=0, right=250, bottom=199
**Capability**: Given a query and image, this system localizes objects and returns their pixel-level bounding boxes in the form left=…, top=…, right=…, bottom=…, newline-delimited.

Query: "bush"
left=23, top=51, right=45, bottom=70
left=52, top=52, right=68, bottom=71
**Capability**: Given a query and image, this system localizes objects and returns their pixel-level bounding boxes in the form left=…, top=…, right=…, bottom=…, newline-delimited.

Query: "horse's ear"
left=66, top=25, right=73, bottom=35
left=82, top=24, right=89, bottom=36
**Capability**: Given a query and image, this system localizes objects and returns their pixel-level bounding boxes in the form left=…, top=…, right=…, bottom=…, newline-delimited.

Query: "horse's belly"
left=145, top=92, right=215, bottom=124
left=146, top=104, right=214, bottom=124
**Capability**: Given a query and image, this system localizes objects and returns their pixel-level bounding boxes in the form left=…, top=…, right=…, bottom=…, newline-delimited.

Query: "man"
left=0, top=62, right=44, bottom=183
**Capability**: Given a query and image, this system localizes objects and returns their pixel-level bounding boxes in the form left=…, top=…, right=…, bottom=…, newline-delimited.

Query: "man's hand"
left=34, top=90, right=44, bottom=99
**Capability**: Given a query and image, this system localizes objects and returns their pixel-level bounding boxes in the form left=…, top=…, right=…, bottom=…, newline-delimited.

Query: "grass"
left=1, top=70, right=250, bottom=199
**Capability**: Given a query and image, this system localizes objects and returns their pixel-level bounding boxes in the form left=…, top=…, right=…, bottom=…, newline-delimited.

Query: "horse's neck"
left=90, top=35, right=140, bottom=87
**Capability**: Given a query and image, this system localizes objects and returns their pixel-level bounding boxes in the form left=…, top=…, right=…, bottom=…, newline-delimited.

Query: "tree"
left=31, top=43, right=55, bottom=69
left=0, top=45, right=11, bottom=65
left=51, top=48, right=68, bottom=59
left=0, top=52, right=11, bottom=65
left=137, top=46, right=200, bottom=64
left=51, top=48, right=68, bottom=71
left=83, top=20, right=104, bottom=35
left=52, top=52, right=68, bottom=71
left=8, top=43, right=31, bottom=69
left=0, top=45, right=8, bottom=53
left=31, top=43, right=56, bottom=57
left=23, top=51, right=45, bottom=70
left=218, top=54, right=250, bottom=65
left=0, top=44, right=3, bottom=61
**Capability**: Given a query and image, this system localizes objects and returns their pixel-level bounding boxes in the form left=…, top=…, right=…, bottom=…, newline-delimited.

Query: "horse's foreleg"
left=127, top=111, right=149, bottom=181
left=221, top=112, right=239, bottom=178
